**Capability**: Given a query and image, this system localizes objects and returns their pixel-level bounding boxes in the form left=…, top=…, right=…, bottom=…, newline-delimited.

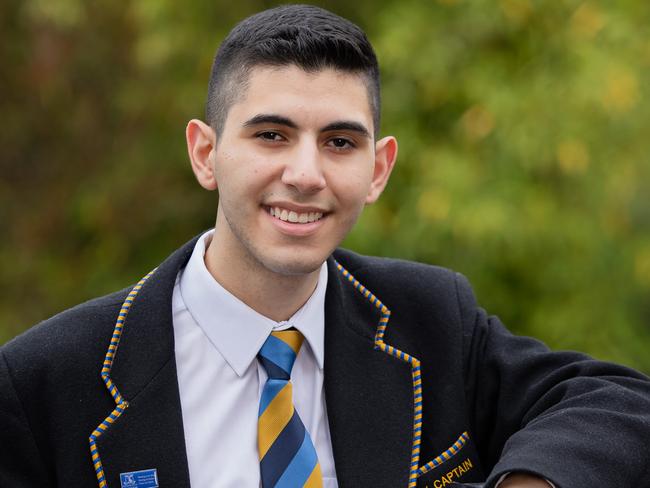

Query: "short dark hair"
left=205, top=5, right=381, bottom=137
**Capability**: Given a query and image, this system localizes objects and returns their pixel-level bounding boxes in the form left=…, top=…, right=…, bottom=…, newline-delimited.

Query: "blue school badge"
left=120, top=468, right=159, bottom=488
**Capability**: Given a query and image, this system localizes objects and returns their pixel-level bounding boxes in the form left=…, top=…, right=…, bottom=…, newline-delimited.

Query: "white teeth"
left=268, top=207, right=324, bottom=224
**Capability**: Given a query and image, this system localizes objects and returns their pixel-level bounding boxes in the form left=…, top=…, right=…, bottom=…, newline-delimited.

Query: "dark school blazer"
left=2, top=234, right=650, bottom=488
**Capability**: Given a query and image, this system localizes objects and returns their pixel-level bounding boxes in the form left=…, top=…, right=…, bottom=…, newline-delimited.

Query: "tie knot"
left=258, top=330, right=304, bottom=380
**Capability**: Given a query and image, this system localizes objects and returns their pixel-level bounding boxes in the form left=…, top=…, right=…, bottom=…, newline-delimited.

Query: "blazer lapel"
left=91, top=238, right=198, bottom=488
left=324, top=257, right=417, bottom=488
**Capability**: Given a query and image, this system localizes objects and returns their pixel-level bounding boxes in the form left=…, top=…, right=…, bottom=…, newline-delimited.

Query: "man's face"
left=205, top=65, right=395, bottom=278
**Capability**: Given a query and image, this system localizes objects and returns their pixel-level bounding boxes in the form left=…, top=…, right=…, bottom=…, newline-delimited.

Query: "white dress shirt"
left=172, top=230, right=337, bottom=487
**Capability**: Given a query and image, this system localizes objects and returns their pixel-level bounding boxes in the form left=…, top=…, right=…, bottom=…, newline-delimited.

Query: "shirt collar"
left=179, top=230, right=328, bottom=377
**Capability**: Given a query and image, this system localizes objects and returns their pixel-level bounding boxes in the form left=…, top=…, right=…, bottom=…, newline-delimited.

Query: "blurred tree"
left=1, top=0, right=649, bottom=372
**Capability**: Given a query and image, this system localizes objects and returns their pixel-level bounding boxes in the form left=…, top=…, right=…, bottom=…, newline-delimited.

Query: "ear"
left=366, top=136, right=398, bottom=204
left=186, top=119, right=218, bottom=190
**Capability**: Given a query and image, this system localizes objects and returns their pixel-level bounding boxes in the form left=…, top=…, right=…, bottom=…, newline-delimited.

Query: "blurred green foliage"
left=1, top=0, right=649, bottom=372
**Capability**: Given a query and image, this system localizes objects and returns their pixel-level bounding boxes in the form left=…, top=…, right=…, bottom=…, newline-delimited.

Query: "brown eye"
left=258, top=131, right=284, bottom=141
left=328, top=137, right=355, bottom=150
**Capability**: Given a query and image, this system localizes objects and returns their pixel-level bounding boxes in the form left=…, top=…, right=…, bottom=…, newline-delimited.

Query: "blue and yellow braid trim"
left=335, top=261, right=423, bottom=488
left=417, top=431, right=470, bottom=476
left=89, top=269, right=157, bottom=488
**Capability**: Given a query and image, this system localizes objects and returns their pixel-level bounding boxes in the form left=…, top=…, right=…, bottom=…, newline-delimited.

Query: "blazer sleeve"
left=455, top=272, right=650, bottom=488
left=0, top=349, right=52, bottom=488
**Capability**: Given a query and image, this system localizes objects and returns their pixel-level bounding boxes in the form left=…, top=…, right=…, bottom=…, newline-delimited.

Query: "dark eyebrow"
left=321, top=121, right=371, bottom=139
left=243, top=114, right=298, bottom=129
left=243, top=113, right=371, bottom=139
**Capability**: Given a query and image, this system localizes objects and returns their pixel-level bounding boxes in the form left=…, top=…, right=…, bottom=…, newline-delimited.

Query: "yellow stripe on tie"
left=272, top=330, right=304, bottom=355
left=258, top=382, right=295, bottom=458
left=304, top=462, right=323, bottom=488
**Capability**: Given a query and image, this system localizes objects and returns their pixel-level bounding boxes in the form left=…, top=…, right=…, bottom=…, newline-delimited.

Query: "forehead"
left=227, top=65, right=374, bottom=129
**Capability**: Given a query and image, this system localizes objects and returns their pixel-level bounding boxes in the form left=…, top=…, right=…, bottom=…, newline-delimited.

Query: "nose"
left=280, top=140, right=327, bottom=194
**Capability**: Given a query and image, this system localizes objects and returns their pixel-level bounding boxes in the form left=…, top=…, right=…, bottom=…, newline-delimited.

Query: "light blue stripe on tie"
left=273, top=429, right=319, bottom=488
left=259, top=378, right=286, bottom=416
left=259, top=335, right=296, bottom=375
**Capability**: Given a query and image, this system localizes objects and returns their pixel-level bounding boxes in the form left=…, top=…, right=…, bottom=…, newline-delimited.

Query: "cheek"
left=327, top=164, right=373, bottom=204
left=215, top=149, right=267, bottom=189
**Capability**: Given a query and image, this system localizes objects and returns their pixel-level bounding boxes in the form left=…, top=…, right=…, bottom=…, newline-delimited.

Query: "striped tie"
left=257, top=330, right=323, bottom=488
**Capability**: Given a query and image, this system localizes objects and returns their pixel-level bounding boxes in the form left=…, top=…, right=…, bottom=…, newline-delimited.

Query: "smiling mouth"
left=268, top=206, right=325, bottom=224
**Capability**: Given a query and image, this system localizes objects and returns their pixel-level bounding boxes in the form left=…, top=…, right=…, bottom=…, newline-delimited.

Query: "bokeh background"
left=2, top=0, right=649, bottom=372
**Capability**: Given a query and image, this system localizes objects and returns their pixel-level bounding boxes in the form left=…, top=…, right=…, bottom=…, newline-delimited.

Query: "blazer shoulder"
left=334, top=247, right=453, bottom=277
left=333, top=248, right=477, bottom=307
left=2, top=287, right=130, bottom=370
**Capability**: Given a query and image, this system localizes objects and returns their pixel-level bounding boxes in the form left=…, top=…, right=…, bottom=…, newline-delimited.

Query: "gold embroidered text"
left=427, top=458, right=474, bottom=488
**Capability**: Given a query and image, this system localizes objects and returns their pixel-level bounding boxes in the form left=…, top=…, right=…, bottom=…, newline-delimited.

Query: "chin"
left=261, top=251, right=329, bottom=277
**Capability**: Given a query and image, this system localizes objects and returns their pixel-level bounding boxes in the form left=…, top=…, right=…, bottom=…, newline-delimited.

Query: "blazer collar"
left=324, top=256, right=418, bottom=488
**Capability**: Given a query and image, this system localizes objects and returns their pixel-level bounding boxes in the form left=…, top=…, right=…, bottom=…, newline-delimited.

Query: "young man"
left=1, top=5, right=649, bottom=488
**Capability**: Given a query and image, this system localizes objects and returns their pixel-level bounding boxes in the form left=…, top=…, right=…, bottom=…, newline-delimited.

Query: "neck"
left=203, top=233, right=321, bottom=322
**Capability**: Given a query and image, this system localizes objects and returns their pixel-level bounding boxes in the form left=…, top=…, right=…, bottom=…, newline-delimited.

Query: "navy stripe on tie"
left=260, top=410, right=306, bottom=487
left=259, top=355, right=290, bottom=380
left=274, top=430, right=319, bottom=488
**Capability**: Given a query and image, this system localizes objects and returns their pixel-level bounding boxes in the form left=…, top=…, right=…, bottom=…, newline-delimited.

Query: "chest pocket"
left=416, top=432, right=483, bottom=488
